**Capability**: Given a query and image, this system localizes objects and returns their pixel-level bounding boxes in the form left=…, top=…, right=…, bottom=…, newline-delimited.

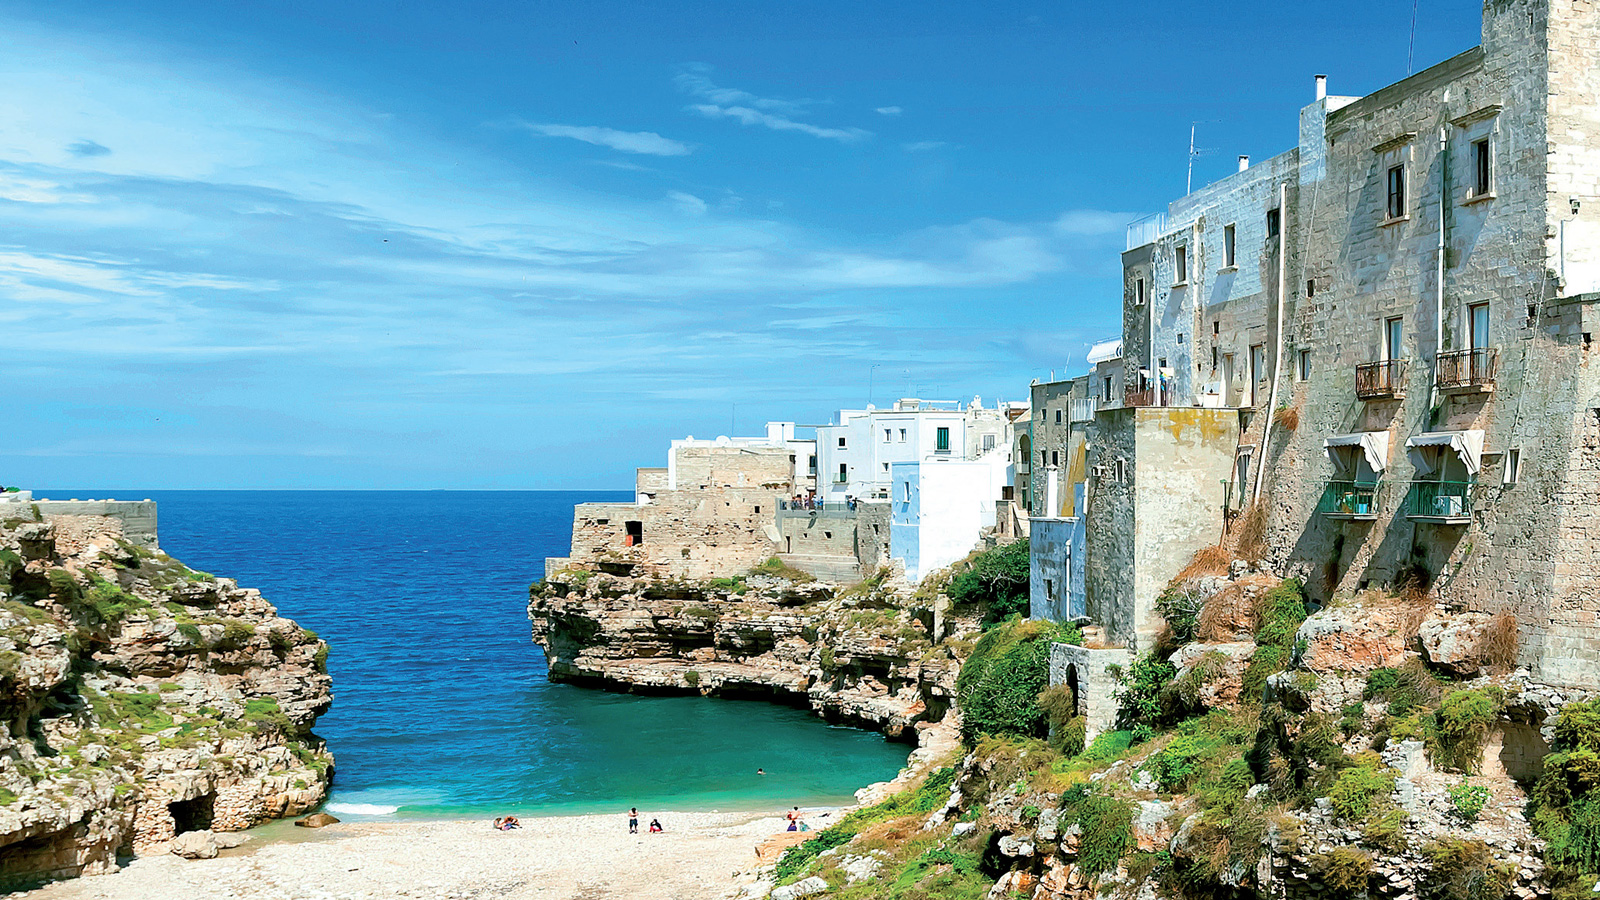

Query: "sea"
left=41, top=490, right=912, bottom=821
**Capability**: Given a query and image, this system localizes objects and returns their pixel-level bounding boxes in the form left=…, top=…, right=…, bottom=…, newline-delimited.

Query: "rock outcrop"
left=0, top=509, right=332, bottom=891
left=529, top=569, right=971, bottom=739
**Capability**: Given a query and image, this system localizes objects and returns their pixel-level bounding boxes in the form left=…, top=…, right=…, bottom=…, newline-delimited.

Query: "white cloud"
left=677, top=67, right=868, bottom=143
left=875, top=106, right=903, bottom=116
left=506, top=120, right=690, bottom=156
left=903, top=141, right=947, bottom=152
left=688, top=104, right=869, bottom=143
left=666, top=190, right=707, bottom=216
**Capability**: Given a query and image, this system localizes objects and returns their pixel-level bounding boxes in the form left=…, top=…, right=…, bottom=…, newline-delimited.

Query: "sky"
left=1, top=0, right=1484, bottom=489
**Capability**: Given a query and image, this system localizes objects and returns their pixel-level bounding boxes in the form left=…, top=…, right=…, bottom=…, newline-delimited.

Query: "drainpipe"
left=1252, top=181, right=1289, bottom=502
left=1431, top=125, right=1448, bottom=413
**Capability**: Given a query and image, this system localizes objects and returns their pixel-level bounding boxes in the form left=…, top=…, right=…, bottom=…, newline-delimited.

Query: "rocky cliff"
left=529, top=567, right=974, bottom=742
left=0, top=508, right=331, bottom=890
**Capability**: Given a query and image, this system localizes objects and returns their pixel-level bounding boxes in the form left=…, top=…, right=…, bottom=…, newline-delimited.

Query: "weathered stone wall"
left=1087, top=408, right=1238, bottom=652
left=1026, top=379, right=1078, bottom=516
left=28, top=500, right=158, bottom=550
left=777, top=508, right=858, bottom=557
left=1048, top=643, right=1129, bottom=743
left=855, top=501, right=892, bottom=572
left=564, top=446, right=794, bottom=580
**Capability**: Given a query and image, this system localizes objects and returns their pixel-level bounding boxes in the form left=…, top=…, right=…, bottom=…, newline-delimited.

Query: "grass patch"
left=749, top=557, right=815, bottom=584
left=955, top=617, right=1073, bottom=743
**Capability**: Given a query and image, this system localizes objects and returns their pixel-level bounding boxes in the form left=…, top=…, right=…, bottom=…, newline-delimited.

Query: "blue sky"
left=2, top=0, right=1482, bottom=489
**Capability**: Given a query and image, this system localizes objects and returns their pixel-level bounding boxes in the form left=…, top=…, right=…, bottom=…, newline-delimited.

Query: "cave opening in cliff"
left=169, top=793, right=215, bottom=834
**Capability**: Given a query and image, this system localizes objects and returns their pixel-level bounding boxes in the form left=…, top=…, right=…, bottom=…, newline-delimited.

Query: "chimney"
left=1238, top=155, right=1250, bottom=172
left=1315, top=74, right=1328, bottom=101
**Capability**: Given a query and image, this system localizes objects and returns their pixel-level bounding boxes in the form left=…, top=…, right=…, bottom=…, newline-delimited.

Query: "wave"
left=326, top=802, right=401, bottom=816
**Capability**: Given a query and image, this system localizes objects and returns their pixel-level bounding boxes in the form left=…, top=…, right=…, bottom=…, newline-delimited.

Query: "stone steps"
left=779, top=554, right=863, bottom=584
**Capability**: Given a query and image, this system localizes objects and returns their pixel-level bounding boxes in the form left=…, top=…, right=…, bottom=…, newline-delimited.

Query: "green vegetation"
left=0, top=787, right=18, bottom=805
left=88, top=689, right=173, bottom=733
left=954, top=617, right=1074, bottom=743
left=1154, top=580, right=1205, bottom=645
left=1529, top=697, right=1600, bottom=894
left=750, top=557, right=815, bottom=584
left=682, top=605, right=722, bottom=621
left=1419, top=838, right=1514, bottom=900
left=1327, top=752, right=1396, bottom=822
left=945, top=540, right=1030, bottom=627
left=773, top=764, right=961, bottom=885
left=1448, top=782, right=1489, bottom=823
left=1310, top=847, right=1373, bottom=894
left=1112, top=654, right=1177, bottom=742
left=1061, top=786, right=1135, bottom=876
left=1239, top=578, right=1307, bottom=703
left=683, top=670, right=700, bottom=688
left=243, top=697, right=293, bottom=735
left=1428, top=686, right=1504, bottom=773
left=704, top=577, right=746, bottom=594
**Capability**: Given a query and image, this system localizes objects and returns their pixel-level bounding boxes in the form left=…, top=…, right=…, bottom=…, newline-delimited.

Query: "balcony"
left=1436, top=348, right=1498, bottom=393
left=1069, top=398, right=1097, bottom=423
left=1319, top=480, right=1384, bottom=521
left=1355, top=359, right=1408, bottom=400
left=1405, top=480, right=1476, bottom=524
left=1124, top=388, right=1157, bottom=408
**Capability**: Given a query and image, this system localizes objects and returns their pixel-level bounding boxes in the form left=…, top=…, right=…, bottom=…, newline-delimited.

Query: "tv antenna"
left=1186, top=122, right=1218, bottom=194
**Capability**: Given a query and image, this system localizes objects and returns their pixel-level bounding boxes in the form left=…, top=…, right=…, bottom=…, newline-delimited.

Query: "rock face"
left=0, top=511, right=332, bottom=891
left=529, top=569, right=969, bottom=738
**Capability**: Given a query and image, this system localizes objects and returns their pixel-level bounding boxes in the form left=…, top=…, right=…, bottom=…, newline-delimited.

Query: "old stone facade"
left=1056, top=0, right=1600, bottom=689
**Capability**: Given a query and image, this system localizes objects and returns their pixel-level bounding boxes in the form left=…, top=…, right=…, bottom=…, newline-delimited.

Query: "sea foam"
left=326, top=802, right=400, bottom=816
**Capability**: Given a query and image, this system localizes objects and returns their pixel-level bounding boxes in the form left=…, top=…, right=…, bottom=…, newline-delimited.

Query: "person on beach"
left=649, top=818, right=663, bottom=833
left=629, top=807, right=639, bottom=834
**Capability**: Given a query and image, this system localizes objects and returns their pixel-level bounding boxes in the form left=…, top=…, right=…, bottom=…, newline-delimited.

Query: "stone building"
left=814, top=398, right=1022, bottom=502
left=1058, top=0, right=1600, bottom=691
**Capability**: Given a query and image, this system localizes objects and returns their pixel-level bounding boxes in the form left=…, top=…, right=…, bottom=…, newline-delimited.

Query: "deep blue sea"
left=40, top=490, right=910, bottom=820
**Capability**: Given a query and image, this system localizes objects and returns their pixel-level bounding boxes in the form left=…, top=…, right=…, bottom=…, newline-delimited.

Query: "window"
left=1503, top=448, right=1521, bottom=486
left=1386, top=164, right=1407, bottom=219
left=625, top=521, right=643, bottom=546
left=935, top=426, right=951, bottom=452
left=1177, top=333, right=1186, bottom=344
left=883, top=428, right=891, bottom=442
left=1102, top=376, right=1113, bottom=402
left=982, top=433, right=996, bottom=451
left=1136, top=276, right=1146, bottom=306
left=1306, top=278, right=1316, bottom=298
left=1297, top=349, right=1311, bottom=381
left=1041, top=450, right=1048, bottom=466
left=898, top=428, right=907, bottom=442
left=1054, top=409, right=1062, bottom=424
left=1472, top=138, right=1492, bottom=197
left=882, top=462, right=889, bottom=473
left=838, top=437, right=847, bottom=448
left=808, top=454, right=817, bottom=474
left=1249, top=344, right=1265, bottom=405
left=1212, top=345, right=1219, bottom=370
left=1223, top=223, right=1236, bottom=267
left=1051, top=451, right=1059, bottom=466
left=1266, top=208, right=1280, bottom=239
left=1213, top=321, right=1220, bottom=335
left=1469, top=302, right=1490, bottom=350
left=902, top=481, right=912, bottom=502
left=1175, top=245, right=1188, bottom=284
left=1385, top=317, right=1404, bottom=360
left=837, top=463, right=848, bottom=483
left=1114, top=459, right=1126, bottom=483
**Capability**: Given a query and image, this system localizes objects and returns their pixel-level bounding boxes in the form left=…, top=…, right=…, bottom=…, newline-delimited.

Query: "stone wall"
left=24, top=500, right=158, bottom=550
left=563, top=446, right=794, bottom=580
left=1048, top=643, right=1129, bottom=743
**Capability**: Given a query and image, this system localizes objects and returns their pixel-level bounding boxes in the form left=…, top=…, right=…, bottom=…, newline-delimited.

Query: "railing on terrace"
left=1405, top=480, right=1477, bottom=523
left=1124, top=388, right=1157, bottom=408
left=778, top=500, right=857, bottom=515
left=1126, top=212, right=1168, bottom=251
left=1436, top=348, right=1498, bottom=391
left=1069, top=397, right=1097, bottom=423
left=1355, top=359, right=1408, bottom=400
left=1318, top=480, right=1385, bottom=520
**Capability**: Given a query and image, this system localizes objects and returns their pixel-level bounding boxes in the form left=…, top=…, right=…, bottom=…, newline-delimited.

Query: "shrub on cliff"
left=946, top=541, right=1030, bottom=627
left=955, top=617, right=1072, bottom=743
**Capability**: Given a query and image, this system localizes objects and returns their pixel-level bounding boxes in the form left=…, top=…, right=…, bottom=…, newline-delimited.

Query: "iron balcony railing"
left=1436, top=347, right=1499, bottom=391
left=1405, top=480, right=1477, bottom=522
left=1355, top=359, right=1408, bottom=400
left=1318, top=480, right=1385, bottom=519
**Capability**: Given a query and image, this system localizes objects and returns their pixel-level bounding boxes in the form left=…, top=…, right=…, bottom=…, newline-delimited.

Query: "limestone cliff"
left=529, top=567, right=974, bottom=741
left=0, top=509, right=331, bottom=890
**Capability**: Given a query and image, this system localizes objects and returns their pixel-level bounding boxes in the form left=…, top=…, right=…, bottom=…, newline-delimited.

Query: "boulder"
left=1418, top=611, right=1492, bottom=676
left=770, top=876, right=828, bottom=900
left=997, top=834, right=1035, bottom=857
left=295, top=813, right=340, bottom=828
left=1133, top=800, right=1175, bottom=851
left=213, top=832, right=249, bottom=849
left=1297, top=604, right=1411, bottom=676
left=841, top=853, right=881, bottom=884
left=170, top=830, right=218, bottom=860
left=1170, top=642, right=1255, bottom=707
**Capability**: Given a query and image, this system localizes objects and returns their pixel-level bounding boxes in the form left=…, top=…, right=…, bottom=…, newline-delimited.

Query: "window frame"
left=1471, top=138, right=1493, bottom=199
left=1222, top=223, right=1237, bottom=269
left=1174, top=244, right=1189, bottom=285
left=1385, top=164, right=1408, bottom=222
left=935, top=426, right=951, bottom=453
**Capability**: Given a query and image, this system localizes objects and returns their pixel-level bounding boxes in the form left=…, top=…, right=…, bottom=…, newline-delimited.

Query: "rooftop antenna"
left=1186, top=123, right=1217, bottom=194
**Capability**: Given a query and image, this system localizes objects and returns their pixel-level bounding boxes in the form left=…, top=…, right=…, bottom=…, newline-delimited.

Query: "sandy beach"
left=22, top=811, right=806, bottom=900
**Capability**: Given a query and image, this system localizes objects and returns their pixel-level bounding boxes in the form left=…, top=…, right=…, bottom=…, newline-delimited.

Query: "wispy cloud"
left=677, top=66, right=869, bottom=143
left=67, top=139, right=111, bottom=157
left=903, top=141, right=947, bottom=152
left=875, top=106, right=902, bottom=116
left=666, top=190, right=707, bottom=216
left=503, top=120, right=690, bottom=156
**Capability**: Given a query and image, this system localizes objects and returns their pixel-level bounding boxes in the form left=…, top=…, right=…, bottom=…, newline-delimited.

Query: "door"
left=1385, top=317, right=1403, bottom=361
left=1249, top=345, right=1265, bottom=407
left=1469, top=303, right=1490, bottom=381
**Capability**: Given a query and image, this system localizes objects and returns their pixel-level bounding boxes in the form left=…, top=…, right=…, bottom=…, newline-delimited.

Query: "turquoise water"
left=44, top=490, right=911, bottom=819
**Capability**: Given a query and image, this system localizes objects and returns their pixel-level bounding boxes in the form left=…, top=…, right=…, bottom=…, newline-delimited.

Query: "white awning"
left=1086, top=339, right=1123, bottom=365
left=1324, top=432, right=1391, bottom=474
left=1405, top=430, right=1486, bottom=476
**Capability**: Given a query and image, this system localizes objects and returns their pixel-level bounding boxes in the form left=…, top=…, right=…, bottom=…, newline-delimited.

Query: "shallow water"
left=42, top=490, right=911, bottom=819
